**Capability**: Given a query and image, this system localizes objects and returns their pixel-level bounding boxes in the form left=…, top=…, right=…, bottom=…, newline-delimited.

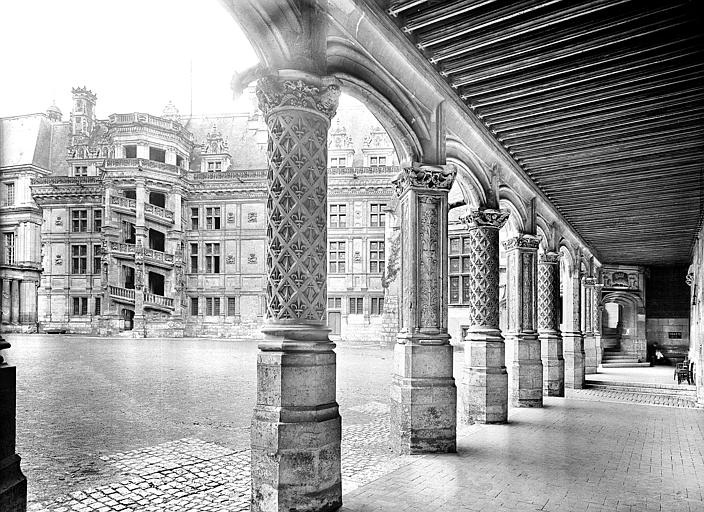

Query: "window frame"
left=348, top=297, right=364, bottom=315
left=369, top=240, right=385, bottom=274
left=71, top=244, right=88, bottom=274
left=371, top=297, right=384, bottom=315
left=370, top=203, right=386, bottom=228
left=329, top=241, right=346, bottom=273
left=71, top=209, right=89, bottom=232
left=205, top=243, right=221, bottom=274
left=205, top=206, right=221, bottom=230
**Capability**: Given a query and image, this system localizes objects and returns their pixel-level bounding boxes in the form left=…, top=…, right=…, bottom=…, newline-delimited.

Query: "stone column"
left=1, top=280, right=10, bottom=325
left=594, top=284, right=603, bottom=366
left=19, top=281, right=37, bottom=326
left=460, top=208, right=510, bottom=424
left=390, top=165, right=457, bottom=454
left=0, top=340, right=27, bottom=510
left=251, top=72, right=342, bottom=512
left=582, top=277, right=598, bottom=374
left=538, top=252, right=564, bottom=396
left=504, top=234, right=543, bottom=408
left=9, top=281, right=19, bottom=325
left=133, top=178, right=147, bottom=337
left=564, top=272, right=585, bottom=389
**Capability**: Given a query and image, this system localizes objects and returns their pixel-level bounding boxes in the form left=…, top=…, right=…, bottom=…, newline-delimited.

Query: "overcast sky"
left=0, top=0, right=260, bottom=119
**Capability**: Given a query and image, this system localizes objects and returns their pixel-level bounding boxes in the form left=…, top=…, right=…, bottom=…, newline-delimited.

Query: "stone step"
left=601, top=362, right=652, bottom=368
left=586, top=381, right=697, bottom=399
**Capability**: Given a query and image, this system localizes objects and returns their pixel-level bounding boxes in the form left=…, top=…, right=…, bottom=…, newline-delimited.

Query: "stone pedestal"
left=390, top=165, right=456, bottom=454
left=563, top=332, right=585, bottom=389
left=538, top=252, right=564, bottom=396
left=0, top=343, right=27, bottom=512
left=504, top=235, right=543, bottom=408
left=250, top=72, right=342, bottom=512
left=459, top=209, right=510, bottom=423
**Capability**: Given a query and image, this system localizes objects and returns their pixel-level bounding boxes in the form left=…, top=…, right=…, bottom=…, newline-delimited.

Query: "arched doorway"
left=600, top=291, right=646, bottom=364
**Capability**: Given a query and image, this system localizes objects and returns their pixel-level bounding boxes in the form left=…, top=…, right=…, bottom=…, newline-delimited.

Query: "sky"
left=0, top=0, right=261, bottom=119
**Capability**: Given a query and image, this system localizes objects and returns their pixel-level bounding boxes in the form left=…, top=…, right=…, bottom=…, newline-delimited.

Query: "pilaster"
left=9, top=282, right=19, bottom=325
left=459, top=208, right=510, bottom=424
left=504, top=234, right=543, bottom=408
left=538, top=252, right=564, bottom=397
left=1, top=280, right=10, bottom=325
left=582, top=277, right=598, bottom=374
left=251, top=71, right=342, bottom=512
left=390, top=164, right=457, bottom=454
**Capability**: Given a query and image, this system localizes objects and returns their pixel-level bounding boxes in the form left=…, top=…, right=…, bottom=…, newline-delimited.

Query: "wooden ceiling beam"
left=402, top=0, right=498, bottom=33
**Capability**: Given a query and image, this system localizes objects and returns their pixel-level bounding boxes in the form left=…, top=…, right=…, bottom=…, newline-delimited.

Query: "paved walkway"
left=8, top=335, right=704, bottom=511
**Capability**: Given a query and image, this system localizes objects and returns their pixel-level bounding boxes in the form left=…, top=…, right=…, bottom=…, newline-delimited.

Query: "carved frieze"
left=503, top=234, right=541, bottom=251
left=393, top=164, right=456, bottom=196
left=256, top=75, right=341, bottom=120
left=459, top=208, right=510, bottom=231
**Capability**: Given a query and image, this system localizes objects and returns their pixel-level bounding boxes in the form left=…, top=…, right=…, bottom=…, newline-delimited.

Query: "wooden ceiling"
left=386, top=0, right=704, bottom=265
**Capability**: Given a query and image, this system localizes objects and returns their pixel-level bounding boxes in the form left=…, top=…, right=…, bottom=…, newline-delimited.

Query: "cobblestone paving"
left=566, top=387, right=700, bottom=408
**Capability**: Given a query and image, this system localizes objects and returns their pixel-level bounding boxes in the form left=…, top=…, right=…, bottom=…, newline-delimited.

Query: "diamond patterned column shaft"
left=251, top=72, right=342, bottom=512
left=459, top=208, right=510, bottom=424
left=538, top=252, right=564, bottom=397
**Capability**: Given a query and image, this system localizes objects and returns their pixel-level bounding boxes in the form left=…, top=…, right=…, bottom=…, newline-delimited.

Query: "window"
left=329, top=241, right=346, bottom=273
left=369, top=241, right=385, bottom=274
left=205, top=297, right=221, bottom=316
left=74, top=165, right=88, bottom=177
left=330, top=157, right=346, bottom=168
left=207, top=161, right=222, bottom=172
left=349, top=297, right=363, bottom=314
left=371, top=297, right=384, bottom=315
left=123, top=221, right=136, bottom=244
left=72, top=209, right=88, bottom=232
left=124, top=189, right=136, bottom=200
left=4, top=182, right=15, bottom=206
left=93, top=245, right=102, bottom=274
left=190, top=297, right=199, bottom=316
left=72, top=297, right=88, bottom=316
left=190, top=208, right=199, bottom=230
left=327, top=297, right=342, bottom=309
left=370, top=203, right=386, bottom=227
left=71, top=245, right=88, bottom=274
left=449, top=236, right=473, bottom=305
left=3, top=233, right=14, bottom=265
left=227, top=297, right=237, bottom=316
left=329, top=204, right=347, bottom=228
left=370, top=156, right=386, bottom=167
left=205, top=243, right=220, bottom=273
left=93, top=209, right=102, bottom=232
left=124, top=145, right=137, bottom=158
left=190, top=243, right=199, bottom=273
left=94, top=297, right=101, bottom=316
left=206, top=207, right=221, bottom=230
left=149, top=147, right=166, bottom=163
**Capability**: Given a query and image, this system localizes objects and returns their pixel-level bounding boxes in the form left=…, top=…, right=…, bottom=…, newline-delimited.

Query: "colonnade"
left=0, top=278, right=37, bottom=328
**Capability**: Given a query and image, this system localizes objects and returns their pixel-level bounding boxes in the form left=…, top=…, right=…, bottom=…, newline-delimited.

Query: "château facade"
left=1, top=87, right=400, bottom=341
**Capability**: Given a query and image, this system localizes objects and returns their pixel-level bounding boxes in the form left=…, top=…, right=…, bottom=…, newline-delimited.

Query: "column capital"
left=256, top=71, right=341, bottom=120
left=393, top=163, right=456, bottom=197
left=503, top=233, right=541, bottom=251
left=539, top=251, right=560, bottom=265
left=459, top=208, right=509, bottom=231
left=582, top=276, right=598, bottom=287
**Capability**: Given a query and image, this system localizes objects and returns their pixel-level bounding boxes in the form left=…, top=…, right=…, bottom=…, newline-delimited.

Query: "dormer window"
left=176, top=155, right=184, bottom=168
left=330, top=157, right=346, bottom=168
left=124, top=145, right=137, bottom=159
left=149, top=147, right=166, bottom=163
left=73, top=165, right=88, bottom=177
left=370, top=156, right=386, bottom=167
left=207, top=161, right=222, bottom=172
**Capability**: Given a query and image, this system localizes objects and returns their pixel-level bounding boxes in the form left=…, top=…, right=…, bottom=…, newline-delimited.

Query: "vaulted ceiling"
left=386, top=0, right=704, bottom=265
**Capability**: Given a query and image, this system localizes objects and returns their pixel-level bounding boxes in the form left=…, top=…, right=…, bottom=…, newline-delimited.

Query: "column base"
left=507, top=332, right=543, bottom=408
left=583, top=333, right=597, bottom=374
left=563, top=331, right=585, bottom=389
left=462, top=333, right=507, bottom=424
left=251, top=328, right=341, bottom=512
left=0, top=364, right=26, bottom=512
left=540, top=332, right=564, bottom=397
left=0, top=455, right=26, bottom=512
left=390, top=340, right=456, bottom=454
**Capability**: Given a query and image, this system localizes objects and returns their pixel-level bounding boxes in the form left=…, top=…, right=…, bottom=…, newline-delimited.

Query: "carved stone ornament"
left=247, top=212, right=257, bottom=223
left=459, top=208, right=509, bottom=231
left=686, top=264, right=695, bottom=287
left=539, top=252, right=560, bottom=265
left=582, top=277, right=598, bottom=287
left=538, top=260, right=559, bottom=331
left=256, top=74, right=341, bottom=120
left=55, top=254, right=63, bottom=266
left=226, top=254, right=236, bottom=264
left=353, top=251, right=361, bottom=263
left=248, top=253, right=258, bottom=264
left=465, top=223, right=501, bottom=329
left=503, top=234, right=541, bottom=251
left=419, top=195, right=440, bottom=328
left=393, top=164, right=456, bottom=196
left=55, top=216, right=63, bottom=226
left=227, top=212, right=235, bottom=223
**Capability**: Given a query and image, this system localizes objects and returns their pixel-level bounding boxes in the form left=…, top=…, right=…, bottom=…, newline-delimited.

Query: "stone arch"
left=498, top=186, right=527, bottom=236
left=536, top=224, right=550, bottom=254
left=536, top=215, right=554, bottom=251
left=600, top=291, right=646, bottom=362
left=446, top=138, right=493, bottom=206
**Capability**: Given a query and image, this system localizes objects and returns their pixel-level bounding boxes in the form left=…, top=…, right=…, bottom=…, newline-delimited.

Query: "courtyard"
left=6, top=334, right=704, bottom=511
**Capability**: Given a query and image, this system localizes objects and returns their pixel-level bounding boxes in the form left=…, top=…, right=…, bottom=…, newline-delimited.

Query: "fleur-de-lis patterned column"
left=564, top=270, right=585, bottom=389
left=390, top=164, right=457, bottom=454
left=504, top=234, right=543, bottom=407
left=460, top=208, right=510, bottom=424
left=252, top=71, right=342, bottom=512
left=582, top=277, right=598, bottom=374
left=538, top=252, right=564, bottom=396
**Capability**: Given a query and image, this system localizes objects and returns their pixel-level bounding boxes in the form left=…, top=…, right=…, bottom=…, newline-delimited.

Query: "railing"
left=328, top=165, right=402, bottom=176
left=105, top=158, right=182, bottom=174
left=110, top=194, right=137, bottom=210
left=143, top=293, right=174, bottom=309
left=110, top=241, right=136, bottom=253
left=144, top=203, right=175, bottom=222
left=109, top=285, right=135, bottom=301
left=107, top=113, right=194, bottom=142
left=143, top=248, right=175, bottom=265
left=32, top=176, right=102, bottom=186
left=187, top=169, right=267, bottom=180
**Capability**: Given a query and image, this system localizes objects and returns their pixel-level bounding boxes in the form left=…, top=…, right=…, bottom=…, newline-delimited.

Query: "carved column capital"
left=503, top=234, right=541, bottom=252
left=256, top=72, right=341, bottom=121
left=393, top=164, right=456, bottom=197
left=582, top=276, right=598, bottom=287
left=459, top=208, right=510, bottom=231
left=539, top=251, right=560, bottom=265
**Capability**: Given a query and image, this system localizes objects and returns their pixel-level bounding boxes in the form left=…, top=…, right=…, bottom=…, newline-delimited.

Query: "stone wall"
left=687, top=225, right=704, bottom=405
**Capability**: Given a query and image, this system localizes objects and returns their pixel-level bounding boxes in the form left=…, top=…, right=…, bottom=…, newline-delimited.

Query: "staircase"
left=600, top=327, right=649, bottom=367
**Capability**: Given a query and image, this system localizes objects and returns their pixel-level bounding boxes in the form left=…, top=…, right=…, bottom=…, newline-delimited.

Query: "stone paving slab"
left=566, top=387, right=701, bottom=408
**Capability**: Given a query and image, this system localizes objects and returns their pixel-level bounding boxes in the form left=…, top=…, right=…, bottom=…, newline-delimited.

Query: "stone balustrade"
left=107, top=113, right=194, bottom=142
left=143, top=248, right=175, bottom=265
left=32, top=176, right=102, bottom=186
left=110, top=242, right=136, bottom=253
left=144, top=203, right=175, bottom=222
left=110, top=194, right=137, bottom=210
left=109, top=285, right=135, bottom=302
left=104, top=158, right=182, bottom=174
left=143, top=293, right=174, bottom=309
